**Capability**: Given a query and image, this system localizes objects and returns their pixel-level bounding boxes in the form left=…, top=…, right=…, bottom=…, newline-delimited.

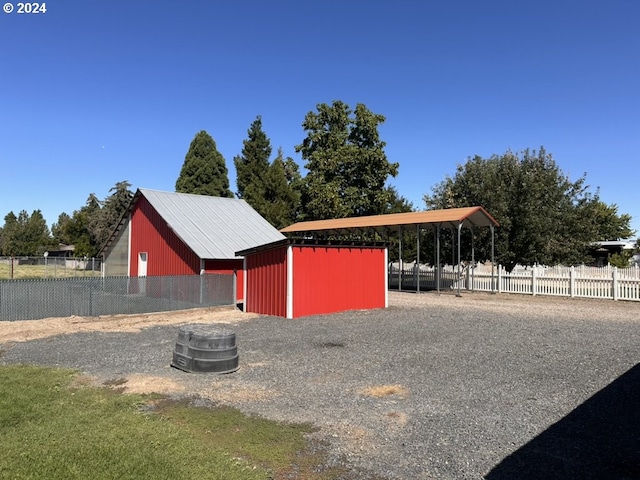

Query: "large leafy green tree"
left=176, top=130, right=233, bottom=197
left=296, top=101, right=399, bottom=220
left=423, top=148, right=634, bottom=271
left=581, top=197, right=635, bottom=241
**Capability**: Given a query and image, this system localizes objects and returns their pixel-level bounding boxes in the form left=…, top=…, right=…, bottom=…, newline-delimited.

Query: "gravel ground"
left=1, top=292, right=639, bottom=479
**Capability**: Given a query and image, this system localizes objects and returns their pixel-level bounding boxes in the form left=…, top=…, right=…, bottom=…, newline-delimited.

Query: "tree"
left=234, top=116, right=271, bottom=205
left=384, top=186, right=414, bottom=214
left=51, top=213, right=73, bottom=246
left=0, top=211, right=20, bottom=256
left=234, top=117, right=302, bottom=228
left=176, top=130, right=233, bottom=197
left=423, top=148, right=634, bottom=271
left=295, top=101, right=399, bottom=220
left=53, top=185, right=132, bottom=257
left=260, top=148, right=302, bottom=229
left=52, top=193, right=104, bottom=257
left=102, top=181, right=133, bottom=227
left=582, top=197, right=635, bottom=241
left=383, top=186, right=418, bottom=262
left=0, top=210, right=53, bottom=256
left=23, top=210, right=54, bottom=255
left=52, top=209, right=93, bottom=257
left=92, top=182, right=133, bottom=252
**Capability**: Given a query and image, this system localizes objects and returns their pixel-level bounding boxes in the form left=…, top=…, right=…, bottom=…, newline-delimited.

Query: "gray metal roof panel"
left=139, top=188, right=285, bottom=259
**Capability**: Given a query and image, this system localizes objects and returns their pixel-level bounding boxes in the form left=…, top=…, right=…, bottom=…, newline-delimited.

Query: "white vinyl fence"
left=389, top=263, right=640, bottom=302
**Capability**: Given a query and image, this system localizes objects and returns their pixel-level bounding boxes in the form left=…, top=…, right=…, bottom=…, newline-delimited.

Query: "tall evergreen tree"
left=261, top=148, right=302, bottom=229
left=0, top=210, right=53, bottom=255
left=24, top=210, right=54, bottom=255
left=52, top=193, right=104, bottom=257
left=296, top=101, right=399, bottom=220
left=82, top=193, right=103, bottom=256
left=92, top=181, right=133, bottom=251
left=234, top=118, right=302, bottom=227
left=176, top=130, right=233, bottom=197
left=51, top=213, right=73, bottom=245
left=0, top=211, right=20, bottom=256
left=234, top=116, right=271, bottom=206
left=53, top=210, right=91, bottom=256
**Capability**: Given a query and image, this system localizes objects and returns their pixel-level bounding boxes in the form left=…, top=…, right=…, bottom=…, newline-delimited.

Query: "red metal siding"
left=130, top=197, right=200, bottom=276
left=245, top=247, right=287, bottom=317
left=292, top=246, right=386, bottom=318
left=204, top=259, right=244, bottom=300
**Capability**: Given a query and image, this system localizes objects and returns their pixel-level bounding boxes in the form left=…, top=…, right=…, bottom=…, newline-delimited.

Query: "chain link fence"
left=0, top=274, right=235, bottom=321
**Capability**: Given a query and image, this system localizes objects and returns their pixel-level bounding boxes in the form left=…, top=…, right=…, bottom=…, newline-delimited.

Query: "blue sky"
left=1, top=0, right=638, bottom=237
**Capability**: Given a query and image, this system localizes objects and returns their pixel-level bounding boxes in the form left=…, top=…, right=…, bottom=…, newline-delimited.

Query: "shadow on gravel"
left=486, top=363, right=640, bottom=480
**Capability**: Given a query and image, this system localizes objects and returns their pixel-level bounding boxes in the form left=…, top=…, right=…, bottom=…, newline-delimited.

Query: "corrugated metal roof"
left=280, top=206, right=499, bottom=234
left=235, top=238, right=388, bottom=257
left=139, top=188, right=285, bottom=259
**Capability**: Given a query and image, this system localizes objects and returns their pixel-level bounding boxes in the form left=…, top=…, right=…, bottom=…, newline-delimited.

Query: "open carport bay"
left=1, top=292, right=639, bottom=479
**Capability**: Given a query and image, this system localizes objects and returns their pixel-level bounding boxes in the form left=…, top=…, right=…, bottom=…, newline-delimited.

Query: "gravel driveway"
left=1, top=292, right=639, bottom=479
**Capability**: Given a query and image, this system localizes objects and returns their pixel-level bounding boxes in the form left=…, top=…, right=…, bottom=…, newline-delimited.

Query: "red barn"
left=237, top=239, right=388, bottom=318
left=101, top=188, right=285, bottom=301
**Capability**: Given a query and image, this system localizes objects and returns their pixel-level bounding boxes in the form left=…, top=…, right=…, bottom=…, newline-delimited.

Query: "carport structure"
left=281, top=206, right=499, bottom=296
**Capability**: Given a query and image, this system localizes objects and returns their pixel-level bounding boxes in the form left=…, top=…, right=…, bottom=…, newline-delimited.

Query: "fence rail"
left=0, top=274, right=235, bottom=321
left=389, top=264, right=640, bottom=302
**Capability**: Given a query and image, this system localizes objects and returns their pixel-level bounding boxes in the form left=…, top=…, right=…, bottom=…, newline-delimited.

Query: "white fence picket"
left=388, top=264, right=640, bottom=301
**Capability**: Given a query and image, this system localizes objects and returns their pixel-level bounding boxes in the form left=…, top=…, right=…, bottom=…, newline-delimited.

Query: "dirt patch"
left=115, top=374, right=187, bottom=395
left=92, top=372, right=276, bottom=402
left=0, top=306, right=258, bottom=343
left=324, top=423, right=377, bottom=455
left=359, top=384, right=409, bottom=398
left=385, top=411, right=409, bottom=428
left=196, top=380, right=280, bottom=403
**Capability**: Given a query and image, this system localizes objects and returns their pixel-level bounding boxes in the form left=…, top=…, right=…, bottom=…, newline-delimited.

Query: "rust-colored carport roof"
left=280, top=206, right=498, bottom=234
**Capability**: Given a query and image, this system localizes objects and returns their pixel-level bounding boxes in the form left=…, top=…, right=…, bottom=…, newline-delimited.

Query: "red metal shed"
left=237, top=239, right=388, bottom=319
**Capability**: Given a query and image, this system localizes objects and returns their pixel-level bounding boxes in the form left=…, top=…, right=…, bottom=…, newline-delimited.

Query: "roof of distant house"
left=593, top=240, right=635, bottom=250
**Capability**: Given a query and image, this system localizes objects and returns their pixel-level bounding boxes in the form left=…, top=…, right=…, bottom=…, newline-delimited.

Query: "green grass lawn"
left=0, top=365, right=358, bottom=479
left=0, top=263, right=101, bottom=280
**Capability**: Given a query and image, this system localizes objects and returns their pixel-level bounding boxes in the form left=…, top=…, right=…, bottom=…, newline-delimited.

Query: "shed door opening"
left=138, top=252, right=148, bottom=276
left=138, top=252, right=148, bottom=294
